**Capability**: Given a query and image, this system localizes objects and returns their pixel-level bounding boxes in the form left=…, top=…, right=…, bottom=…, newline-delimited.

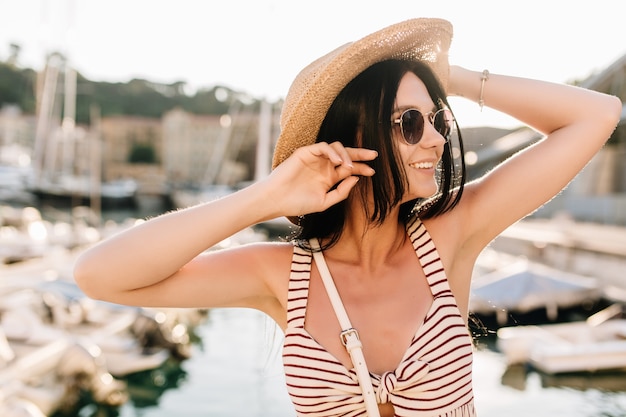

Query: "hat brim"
left=271, top=18, right=453, bottom=170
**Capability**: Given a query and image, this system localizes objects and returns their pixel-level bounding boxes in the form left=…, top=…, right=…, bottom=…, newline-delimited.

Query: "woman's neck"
left=322, top=212, right=408, bottom=273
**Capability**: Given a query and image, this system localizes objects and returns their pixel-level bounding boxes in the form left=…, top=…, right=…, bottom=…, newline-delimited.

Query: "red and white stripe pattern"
left=282, top=217, right=476, bottom=417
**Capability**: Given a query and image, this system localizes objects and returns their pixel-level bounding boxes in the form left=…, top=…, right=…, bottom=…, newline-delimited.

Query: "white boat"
left=470, top=259, right=601, bottom=325
left=496, top=304, right=626, bottom=374
left=0, top=143, right=35, bottom=205
left=0, top=165, right=35, bottom=205
left=29, top=54, right=138, bottom=211
left=29, top=175, right=138, bottom=208
left=0, top=288, right=171, bottom=415
left=0, top=204, right=104, bottom=265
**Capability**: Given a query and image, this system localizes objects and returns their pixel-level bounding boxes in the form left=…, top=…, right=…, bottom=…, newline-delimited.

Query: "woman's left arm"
left=448, top=65, right=622, bottom=248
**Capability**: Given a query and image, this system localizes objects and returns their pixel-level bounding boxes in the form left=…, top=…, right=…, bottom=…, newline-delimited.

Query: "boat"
left=496, top=304, right=626, bottom=374
left=470, top=258, right=601, bottom=325
left=0, top=205, right=51, bottom=264
left=28, top=53, right=138, bottom=210
left=0, top=255, right=203, bottom=415
left=29, top=175, right=138, bottom=209
left=0, top=141, right=36, bottom=205
left=169, top=99, right=294, bottom=238
left=0, top=308, right=129, bottom=415
left=0, top=204, right=106, bottom=265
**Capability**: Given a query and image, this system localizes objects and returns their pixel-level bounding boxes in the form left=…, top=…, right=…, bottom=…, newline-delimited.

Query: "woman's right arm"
left=73, top=143, right=377, bottom=310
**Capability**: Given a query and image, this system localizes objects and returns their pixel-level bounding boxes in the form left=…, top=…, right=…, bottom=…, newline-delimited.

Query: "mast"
left=61, top=63, right=76, bottom=177
left=203, top=98, right=242, bottom=185
left=32, top=54, right=61, bottom=187
left=254, top=98, right=272, bottom=181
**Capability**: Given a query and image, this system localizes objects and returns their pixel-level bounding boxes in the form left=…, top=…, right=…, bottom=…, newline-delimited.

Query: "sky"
left=0, top=0, right=625, bottom=128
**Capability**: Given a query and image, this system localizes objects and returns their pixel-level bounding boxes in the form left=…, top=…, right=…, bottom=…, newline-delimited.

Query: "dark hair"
left=293, top=59, right=465, bottom=248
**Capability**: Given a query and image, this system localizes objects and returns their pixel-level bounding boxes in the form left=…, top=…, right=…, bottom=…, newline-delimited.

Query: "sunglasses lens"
left=401, top=109, right=424, bottom=145
left=433, top=108, right=454, bottom=139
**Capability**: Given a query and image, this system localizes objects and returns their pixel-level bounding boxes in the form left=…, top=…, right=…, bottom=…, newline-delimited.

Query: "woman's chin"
left=405, top=184, right=439, bottom=202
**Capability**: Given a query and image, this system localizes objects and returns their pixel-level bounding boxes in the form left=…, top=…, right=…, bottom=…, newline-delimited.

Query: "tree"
left=8, top=43, right=21, bottom=66
left=129, top=143, right=156, bottom=164
left=0, top=53, right=263, bottom=121
left=0, top=61, right=35, bottom=112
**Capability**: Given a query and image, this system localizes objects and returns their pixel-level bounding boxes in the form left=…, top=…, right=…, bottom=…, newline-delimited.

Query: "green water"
left=57, top=308, right=626, bottom=417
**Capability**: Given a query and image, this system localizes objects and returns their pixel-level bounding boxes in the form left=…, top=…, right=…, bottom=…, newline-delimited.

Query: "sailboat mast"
left=203, top=98, right=242, bottom=185
left=32, top=55, right=61, bottom=187
left=254, top=99, right=272, bottom=181
left=62, top=63, right=76, bottom=176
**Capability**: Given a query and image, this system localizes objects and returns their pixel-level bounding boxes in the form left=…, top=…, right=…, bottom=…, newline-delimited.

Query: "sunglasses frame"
left=392, top=107, right=454, bottom=145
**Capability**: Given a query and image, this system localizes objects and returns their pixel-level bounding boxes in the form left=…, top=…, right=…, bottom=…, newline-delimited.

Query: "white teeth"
left=410, top=162, right=434, bottom=169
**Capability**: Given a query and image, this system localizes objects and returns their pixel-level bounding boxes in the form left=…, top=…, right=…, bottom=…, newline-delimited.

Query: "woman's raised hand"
left=265, top=141, right=377, bottom=218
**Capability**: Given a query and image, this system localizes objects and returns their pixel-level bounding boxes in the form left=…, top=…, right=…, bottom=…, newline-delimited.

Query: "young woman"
left=74, top=18, right=621, bottom=417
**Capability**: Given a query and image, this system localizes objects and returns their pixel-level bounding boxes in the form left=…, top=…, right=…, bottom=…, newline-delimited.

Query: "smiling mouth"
left=409, top=161, right=434, bottom=169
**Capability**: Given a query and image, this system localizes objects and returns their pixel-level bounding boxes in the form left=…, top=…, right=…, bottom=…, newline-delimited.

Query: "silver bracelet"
left=478, top=69, right=489, bottom=111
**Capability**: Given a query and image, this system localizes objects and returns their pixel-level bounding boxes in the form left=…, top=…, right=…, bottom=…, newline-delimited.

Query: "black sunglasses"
left=392, top=107, right=455, bottom=145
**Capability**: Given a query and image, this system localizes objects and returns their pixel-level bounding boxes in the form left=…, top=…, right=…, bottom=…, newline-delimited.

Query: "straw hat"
left=271, top=18, right=453, bottom=169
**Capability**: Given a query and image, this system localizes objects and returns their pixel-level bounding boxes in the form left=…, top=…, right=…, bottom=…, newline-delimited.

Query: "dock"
left=489, top=218, right=626, bottom=303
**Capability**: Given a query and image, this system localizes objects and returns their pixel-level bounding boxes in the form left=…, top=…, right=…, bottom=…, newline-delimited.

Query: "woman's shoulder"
left=420, top=204, right=476, bottom=259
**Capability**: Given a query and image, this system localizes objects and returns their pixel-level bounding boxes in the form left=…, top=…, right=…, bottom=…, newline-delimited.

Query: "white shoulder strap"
left=309, top=238, right=380, bottom=417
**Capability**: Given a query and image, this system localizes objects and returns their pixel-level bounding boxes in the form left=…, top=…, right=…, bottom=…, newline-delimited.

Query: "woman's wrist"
left=447, top=66, right=487, bottom=106
left=243, top=178, right=289, bottom=222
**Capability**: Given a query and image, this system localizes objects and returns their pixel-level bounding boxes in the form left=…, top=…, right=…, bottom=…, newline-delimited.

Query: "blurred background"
left=1, top=1, right=626, bottom=416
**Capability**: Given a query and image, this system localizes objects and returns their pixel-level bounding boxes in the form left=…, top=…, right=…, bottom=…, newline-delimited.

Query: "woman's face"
left=392, top=72, right=447, bottom=202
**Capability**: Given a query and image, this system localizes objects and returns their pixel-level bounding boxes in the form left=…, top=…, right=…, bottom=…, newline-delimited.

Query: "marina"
left=0, top=201, right=625, bottom=416
left=496, top=304, right=626, bottom=373
left=91, top=308, right=626, bottom=417
left=0, top=15, right=625, bottom=414
left=0, top=200, right=260, bottom=416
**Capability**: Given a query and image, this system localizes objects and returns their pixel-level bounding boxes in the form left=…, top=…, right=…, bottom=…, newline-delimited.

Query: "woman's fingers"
left=345, top=146, right=378, bottom=163
left=269, top=141, right=378, bottom=216
left=325, top=176, right=360, bottom=207
left=328, top=142, right=378, bottom=167
left=332, top=144, right=377, bottom=178
left=307, top=142, right=377, bottom=171
left=292, top=142, right=376, bottom=188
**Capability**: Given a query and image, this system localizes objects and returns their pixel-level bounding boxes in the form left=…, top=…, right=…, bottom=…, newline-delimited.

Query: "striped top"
left=282, top=217, right=476, bottom=417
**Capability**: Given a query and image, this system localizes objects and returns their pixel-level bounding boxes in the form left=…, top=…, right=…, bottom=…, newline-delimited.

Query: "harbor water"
left=111, top=308, right=626, bottom=417
left=116, top=308, right=295, bottom=417
left=9, top=202, right=626, bottom=417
